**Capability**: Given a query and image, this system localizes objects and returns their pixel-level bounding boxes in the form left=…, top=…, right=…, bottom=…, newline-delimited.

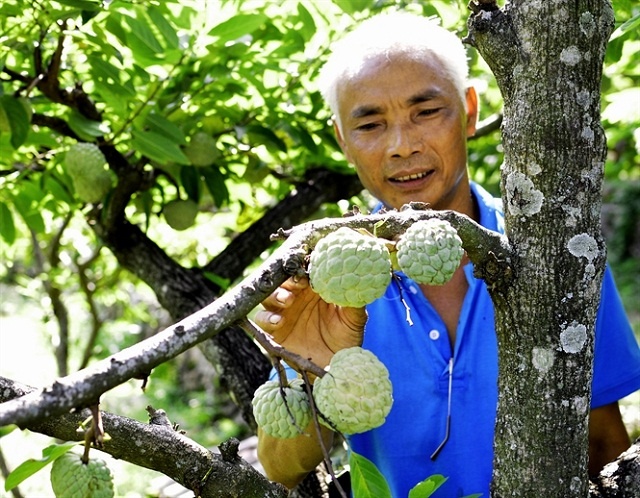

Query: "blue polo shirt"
left=346, top=182, right=640, bottom=497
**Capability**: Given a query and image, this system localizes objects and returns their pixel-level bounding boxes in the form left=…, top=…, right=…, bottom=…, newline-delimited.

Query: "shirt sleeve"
left=591, top=266, right=640, bottom=408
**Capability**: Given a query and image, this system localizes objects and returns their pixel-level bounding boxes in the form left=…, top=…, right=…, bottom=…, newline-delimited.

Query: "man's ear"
left=465, top=86, right=479, bottom=138
left=333, top=120, right=354, bottom=163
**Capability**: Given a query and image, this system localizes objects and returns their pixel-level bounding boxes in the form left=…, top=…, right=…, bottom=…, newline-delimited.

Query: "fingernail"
left=275, top=289, right=288, bottom=304
left=269, top=314, right=281, bottom=325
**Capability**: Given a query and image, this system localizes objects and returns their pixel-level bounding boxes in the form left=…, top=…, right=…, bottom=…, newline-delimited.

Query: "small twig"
left=81, top=403, right=104, bottom=464
left=273, top=357, right=289, bottom=387
left=76, top=248, right=105, bottom=370
left=471, top=112, right=503, bottom=139
left=271, top=360, right=310, bottom=437
left=110, top=51, right=187, bottom=141
left=300, top=370, right=347, bottom=498
left=237, top=318, right=326, bottom=379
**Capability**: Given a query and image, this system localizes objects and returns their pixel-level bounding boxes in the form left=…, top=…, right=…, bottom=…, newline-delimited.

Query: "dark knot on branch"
left=219, top=437, right=241, bottom=462
left=468, top=0, right=499, bottom=15
left=473, top=250, right=514, bottom=291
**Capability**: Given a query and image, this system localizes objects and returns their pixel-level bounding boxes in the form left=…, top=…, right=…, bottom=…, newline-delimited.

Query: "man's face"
left=335, top=54, right=478, bottom=215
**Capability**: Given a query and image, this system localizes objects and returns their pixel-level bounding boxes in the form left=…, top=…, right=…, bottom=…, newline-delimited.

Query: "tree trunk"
left=467, top=1, right=614, bottom=496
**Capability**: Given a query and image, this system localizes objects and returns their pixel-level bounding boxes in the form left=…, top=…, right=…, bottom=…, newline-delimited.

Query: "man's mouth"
left=391, top=170, right=432, bottom=183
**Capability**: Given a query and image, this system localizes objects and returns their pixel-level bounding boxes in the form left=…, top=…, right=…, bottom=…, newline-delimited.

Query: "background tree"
left=0, top=0, right=638, bottom=497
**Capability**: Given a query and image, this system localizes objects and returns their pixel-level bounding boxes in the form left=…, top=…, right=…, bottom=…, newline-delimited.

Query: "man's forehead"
left=347, top=88, right=445, bottom=119
left=338, top=53, right=450, bottom=98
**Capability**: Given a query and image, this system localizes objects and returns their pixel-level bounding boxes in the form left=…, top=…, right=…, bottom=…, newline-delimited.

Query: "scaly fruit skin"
left=184, top=132, right=219, bottom=167
left=252, top=378, right=312, bottom=439
left=163, top=199, right=198, bottom=230
left=313, top=347, right=393, bottom=435
left=64, top=143, right=112, bottom=203
left=396, top=218, right=463, bottom=285
left=64, top=143, right=106, bottom=177
left=308, top=227, right=392, bottom=308
left=50, top=451, right=114, bottom=498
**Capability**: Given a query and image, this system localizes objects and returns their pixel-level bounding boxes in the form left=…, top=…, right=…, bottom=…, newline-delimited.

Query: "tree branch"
left=203, top=168, right=364, bottom=290
left=0, top=377, right=287, bottom=498
left=0, top=208, right=508, bottom=428
left=589, top=438, right=640, bottom=498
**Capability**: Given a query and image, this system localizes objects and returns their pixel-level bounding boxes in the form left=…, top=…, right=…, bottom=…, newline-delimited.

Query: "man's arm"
left=254, top=277, right=366, bottom=487
left=588, top=401, right=631, bottom=477
left=258, top=423, right=335, bottom=489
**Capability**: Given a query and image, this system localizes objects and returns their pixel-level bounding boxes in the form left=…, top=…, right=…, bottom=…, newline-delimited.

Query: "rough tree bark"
left=467, top=1, right=615, bottom=496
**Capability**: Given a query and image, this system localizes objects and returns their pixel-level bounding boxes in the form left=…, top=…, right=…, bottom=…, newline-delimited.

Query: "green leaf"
left=147, top=5, right=180, bottom=50
left=124, top=13, right=164, bottom=54
left=88, top=56, right=137, bottom=97
left=203, top=271, right=231, bottom=290
left=53, top=0, right=101, bottom=11
left=408, top=475, right=448, bottom=498
left=208, top=14, right=268, bottom=44
left=296, top=3, right=316, bottom=42
left=1, top=95, right=30, bottom=148
left=246, top=124, right=287, bottom=153
left=0, top=425, right=17, bottom=438
left=610, top=12, right=640, bottom=40
left=132, top=129, right=190, bottom=165
left=44, top=174, right=75, bottom=205
left=180, top=166, right=202, bottom=202
left=0, top=201, right=16, bottom=245
left=349, top=451, right=392, bottom=498
left=331, top=0, right=371, bottom=15
left=14, top=191, right=45, bottom=234
left=4, top=442, right=77, bottom=491
left=145, top=113, right=186, bottom=145
left=201, top=167, right=229, bottom=207
left=68, top=110, right=109, bottom=140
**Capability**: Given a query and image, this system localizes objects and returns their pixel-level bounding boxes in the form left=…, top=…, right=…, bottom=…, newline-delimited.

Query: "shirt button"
left=429, top=329, right=440, bottom=340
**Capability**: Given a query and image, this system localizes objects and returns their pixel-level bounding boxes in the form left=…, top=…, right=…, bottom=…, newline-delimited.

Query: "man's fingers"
left=254, top=309, right=283, bottom=331
left=282, top=275, right=310, bottom=291
left=262, top=277, right=311, bottom=310
left=262, top=288, right=291, bottom=310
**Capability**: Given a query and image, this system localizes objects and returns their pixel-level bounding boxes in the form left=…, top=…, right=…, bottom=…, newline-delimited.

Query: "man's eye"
left=418, top=108, right=439, bottom=116
left=356, top=123, right=379, bottom=131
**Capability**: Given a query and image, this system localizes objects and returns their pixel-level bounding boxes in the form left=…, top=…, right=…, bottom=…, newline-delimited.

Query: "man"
left=255, top=12, right=640, bottom=497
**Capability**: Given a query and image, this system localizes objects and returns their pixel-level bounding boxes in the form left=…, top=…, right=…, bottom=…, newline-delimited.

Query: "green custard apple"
left=396, top=218, right=464, bottom=285
left=50, top=451, right=114, bottom=498
left=313, top=347, right=393, bottom=435
left=308, top=227, right=392, bottom=307
left=252, top=378, right=312, bottom=439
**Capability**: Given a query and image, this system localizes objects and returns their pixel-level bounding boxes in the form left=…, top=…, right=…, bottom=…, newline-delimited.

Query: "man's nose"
left=388, top=123, right=423, bottom=158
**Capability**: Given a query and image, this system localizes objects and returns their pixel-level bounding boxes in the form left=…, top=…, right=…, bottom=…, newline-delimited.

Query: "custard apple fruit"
left=184, top=132, right=219, bottom=167
left=308, top=227, right=392, bottom=308
left=64, top=143, right=106, bottom=177
left=252, top=378, right=312, bottom=439
left=313, top=347, right=393, bottom=434
left=64, top=143, right=112, bottom=203
left=50, top=451, right=114, bottom=498
left=396, top=219, right=463, bottom=285
left=163, top=199, right=198, bottom=230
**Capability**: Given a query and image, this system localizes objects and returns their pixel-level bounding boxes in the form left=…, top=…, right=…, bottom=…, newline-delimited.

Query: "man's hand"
left=254, top=276, right=368, bottom=369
